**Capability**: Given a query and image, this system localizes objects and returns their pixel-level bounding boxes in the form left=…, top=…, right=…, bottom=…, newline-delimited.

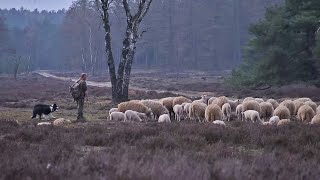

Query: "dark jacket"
left=78, top=80, right=87, bottom=98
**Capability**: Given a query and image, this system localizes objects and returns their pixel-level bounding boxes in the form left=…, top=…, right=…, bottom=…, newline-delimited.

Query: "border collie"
left=31, top=104, right=59, bottom=120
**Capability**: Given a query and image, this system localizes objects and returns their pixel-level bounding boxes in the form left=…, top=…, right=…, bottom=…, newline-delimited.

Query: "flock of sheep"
left=109, top=95, right=320, bottom=126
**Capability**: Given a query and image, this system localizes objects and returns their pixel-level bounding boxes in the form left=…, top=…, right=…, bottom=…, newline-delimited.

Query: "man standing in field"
left=70, top=73, right=88, bottom=122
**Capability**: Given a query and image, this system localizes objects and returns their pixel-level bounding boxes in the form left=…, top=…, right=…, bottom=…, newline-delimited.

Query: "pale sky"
left=0, top=0, right=74, bottom=10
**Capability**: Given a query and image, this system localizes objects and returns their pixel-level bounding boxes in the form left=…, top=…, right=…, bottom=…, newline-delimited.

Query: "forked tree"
left=96, top=0, right=153, bottom=103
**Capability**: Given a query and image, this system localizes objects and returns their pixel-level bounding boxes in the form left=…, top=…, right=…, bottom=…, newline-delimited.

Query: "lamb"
left=189, top=102, right=207, bottom=122
left=173, top=104, right=184, bottom=122
left=213, top=120, right=226, bottom=127
left=242, top=110, right=262, bottom=124
left=205, top=104, right=222, bottom=123
left=208, top=97, right=217, bottom=105
left=254, top=98, right=264, bottom=103
left=228, top=99, right=240, bottom=112
left=293, top=100, right=304, bottom=115
left=297, top=105, right=315, bottom=122
left=211, top=96, right=229, bottom=108
left=279, top=100, right=295, bottom=117
left=259, top=102, right=274, bottom=121
left=193, top=95, right=209, bottom=105
left=159, top=97, right=175, bottom=118
left=53, top=118, right=72, bottom=126
left=277, top=119, right=291, bottom=126
left=310, top=115, right=320, bottom=125
left=124, top=110, right=147, bottom=122
left=236, top=104, right=244, bottom=120
left=109, top=108, right=119, bottom=115
left=296, top=98, right=312, bottom=103
left=173, top=96, right=192, bottom=106
left=158, top=114, right=171, bottom=123
left=273, top=105, right=291, bottom=120
left=183, top=103, right=191, bottom=117
left=140, top=100, right=169, bottom=120
left=242, top=100, right=261, bottom=114
left=269, top=116, right=280, bottom=125
left=266, top=99, right=279, bottom=109
left=110, top=112, right=126, bottom=121
left=222, top=103, right=231, bottom=121
left=118, top=101, right=153, bottom=119
left=304, top=101, right=317, bottom=113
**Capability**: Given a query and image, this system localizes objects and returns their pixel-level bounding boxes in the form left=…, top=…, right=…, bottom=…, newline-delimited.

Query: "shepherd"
left=70, top=73, right=88, bottom=121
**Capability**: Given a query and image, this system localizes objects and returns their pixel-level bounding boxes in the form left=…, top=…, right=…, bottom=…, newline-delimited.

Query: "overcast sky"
left=0, top=0, right=74, bottom=10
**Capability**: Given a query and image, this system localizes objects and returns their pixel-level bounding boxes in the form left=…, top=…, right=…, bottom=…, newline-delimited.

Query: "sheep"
left=310, top=115, right=320, bottom=125
left=140, top=100, right=169, bottom=120
left=173, top=104, right=184, bottom=122
left=118, top=101, right=153, bottom=119
left=173, top=96, right=192, bottom=106
left=236, top=104, right=244, bottom=120
left=279, top=100, right=295, bottom=117
left=222, top=103, right=231, bottom=121
left=205, top=104, right=222, bottom=123
left=273, top=105, right=291, bottom=120
left=208, top=97, right=217, bottom=105
left=109, top=108, right=119, bottom=115
left=110, top=112, right=126, bottom=121
left=183, top=103, right=191, bottom=117
left=269, top=116, right=280, bottom=125
left=304, top=101, right=317, bottom=113
left=259, top=102, right=274, bottom=121
left=228, top=99, right=240, bottom=112
left=293, top=100, right=304, bottom=116
left=296, top=98, right=312, bottom=103
left=124, top=110, right=147, bottom=122
left=317, top=105, right=320, bottom=114
left=255, top=98, right=264, bottom=103
left=159, top=97, right=175, bottom=118
left=53, top=118, right=72, bottom=126
left=277, top=119, right=291, bottom=126
left=158, top=114, right=171, bottom=123
left=213, top=120, right=226, bottom=127
left=211, top=96, right=229, bottom=108
left=242, top=100, right=261, bottom=114
left=193, top=95, right=209, bottom=105
left=297, top=105, right=315, bottom=123
left=243, top=97, right=255, bottom=102
left=189, top=102, right=207, bottom=122
left=242, top=110, right=262, bottom=124
left=266, top=99, right=279, bottom=109
left=262, top=122, right=272, bottom=126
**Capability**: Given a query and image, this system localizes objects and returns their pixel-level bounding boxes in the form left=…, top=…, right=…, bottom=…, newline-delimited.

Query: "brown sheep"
left=228, top=99, right=240, bottom=112
left=296, top=98, right=312, bottom=103
left=205, top=104, right=222, bottom=123
left=212, top=96, right=229, bottom=108
left=259, top=102, right=274, bottom=121
left=273, top=106, right=291, bottom=120
left=297, top=105, right=315, bottom=122
left=277, top=119, right=291, bottom=126
left=293, top=100, right=304, bottom=116
left=189, top=102, right=207, bottom=122
left=159, top=97, right=175, bottom=118
left=279, top=100, right=295, bottom=117
left=173, top=96, right=192, bottom=106
left=242, top=100, right=261, bottom=114
left=118, top=101, right=153, bottom=118
left=266, top=99, right=279, bottom=109
left=254, top=98, right=264, bottom=103
left=140, top=100, right=169, bottom=120
left=311, top=115, right=320, bottom=125
left=304, top=101, right=317, bottom=113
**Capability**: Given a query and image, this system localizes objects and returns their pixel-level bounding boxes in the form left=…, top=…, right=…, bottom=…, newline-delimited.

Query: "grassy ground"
left=1, top=74, right=320, bottom=179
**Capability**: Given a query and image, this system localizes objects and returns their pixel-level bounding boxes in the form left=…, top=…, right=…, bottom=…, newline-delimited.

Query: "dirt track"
left=34, top=70, right=215, bottom=98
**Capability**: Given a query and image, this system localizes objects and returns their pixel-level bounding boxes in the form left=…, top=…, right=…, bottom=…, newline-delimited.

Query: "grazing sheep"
left=273, top=105, right=291, bottom=120
left=242, top=110, right=262, bottom=124
left=296, top=98, right=312, bottom=103
left=213, top=120, right=226, bottom=127
left=183, top=103, right=191, bottom=117
left=140, top=100, right=169, bottom=120
left=255, top=98, right=264, bottom=103
left=173, top=104, right=184, bottom=122
left=173, top=96, right=192, bottom=106
left=297, top=105, right=315, bottom=122
left=293, top=100, right=304, bottom=116
left=109, top=108, right=119, bottom=115
left=269, top=116, right=280, bottom=125
left=310, top=115, right=320, bottom=125
left=205, top=104, right=222, bottom=123
left=228, top=99, right=240, bottom=112
left=236, top=104, right=244, bottom=120
left=193, top=95, right=209, bottom=105
left=189, top=102, right=208, bottom=122
left=304, top=101, right=317, bottom=113
left=53, top=118, right=72, bottom=126
left=317, top=105, right=320, bottom=114
left=277, top=119, right=291, bottom=126
left=159, top=97, right=175, bottom=118
left=212, top=96, right=229, bottom=108
left=158, top=114, right=171, bottom=123
left=118, top=101, right=153, bottom=119
left=242, top=100, right=261, bottom=114
left=124, top=110, right=147, bottom=122
left=208, top=97, right=217, bottom=105
left=259, top=102, right=274, bottom=121
left=266, top=99, right=279, bottom=109
left=110, top=112, right=126, bottom=121
left=279, top=100, right=295, bottom=117
left=243, top=97, right=255, bottom=102
left=222, top=103, right=231, bottom=121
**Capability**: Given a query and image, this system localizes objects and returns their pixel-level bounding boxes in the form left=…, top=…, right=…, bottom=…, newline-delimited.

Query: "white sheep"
left=110, top=112, right=126, bottom=121
left=118, top=101, right=153, bottom=119
left=183, top=103, right=191, bottom=117
left=279, top=100, right=295, bottom=117
left=297, top=105, right=315, bottom=123
left=293, top=100, right=304, bottom=116
left=205, top=104, right=222, bottom=123
left=242, top=100, right=261, bottom=114
left=109, top=108, right=119, bottom=115
left=173, top=96, right=192, bottom=106
left=173, top=104, right=184, bottom=122
left=53, top=118, right=72, bottom=126
left=266, top=99, right=279, bottom=109
left=243, top=97, right=255, bottom=102
left=208, top=97, right=217, bottom=105
left=254, top=98, right=264, bottom=103
left=222, top=103, right=231, bottom=121
left=269, top=116, right=280, bottom=125
left=317, top=105, right=320, bottom=115
left=228, top=99, right=240, bottom=112
left=158, top=114, right=171, bottom=123
left=277, top=119, right=291, bottom=126
left=304, top=101, right=317, bottom=113
left=259, top=102, right=274, bottom=121
left=273, top=105, right=291, bottom=120
left=190, top=102, right=208, bottom=122
left=213, top=120, right=226, bottom=127
left=296, top=98, right=312, bottom=103
left=236, top=104, right=244, bottom=121
left=193, top=95, right=209, bottom=105
left=310, top=115, right=320, bottom=125
left=124, top=110, right=147, bottom=122
left=242, top=110, right=262, bottom=124
left=211, top=96, right=229, bottom=108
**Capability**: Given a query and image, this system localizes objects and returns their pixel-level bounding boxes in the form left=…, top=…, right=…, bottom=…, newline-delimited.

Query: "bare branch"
left=138, top=0, right=152, bottom=23
left=133, top=0, right=146, bottom=20
left=122, top=0, right=132, bottom=19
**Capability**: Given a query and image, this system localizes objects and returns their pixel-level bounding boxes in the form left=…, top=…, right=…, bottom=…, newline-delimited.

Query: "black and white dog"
left=31, top=104, right=59, bottom=120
